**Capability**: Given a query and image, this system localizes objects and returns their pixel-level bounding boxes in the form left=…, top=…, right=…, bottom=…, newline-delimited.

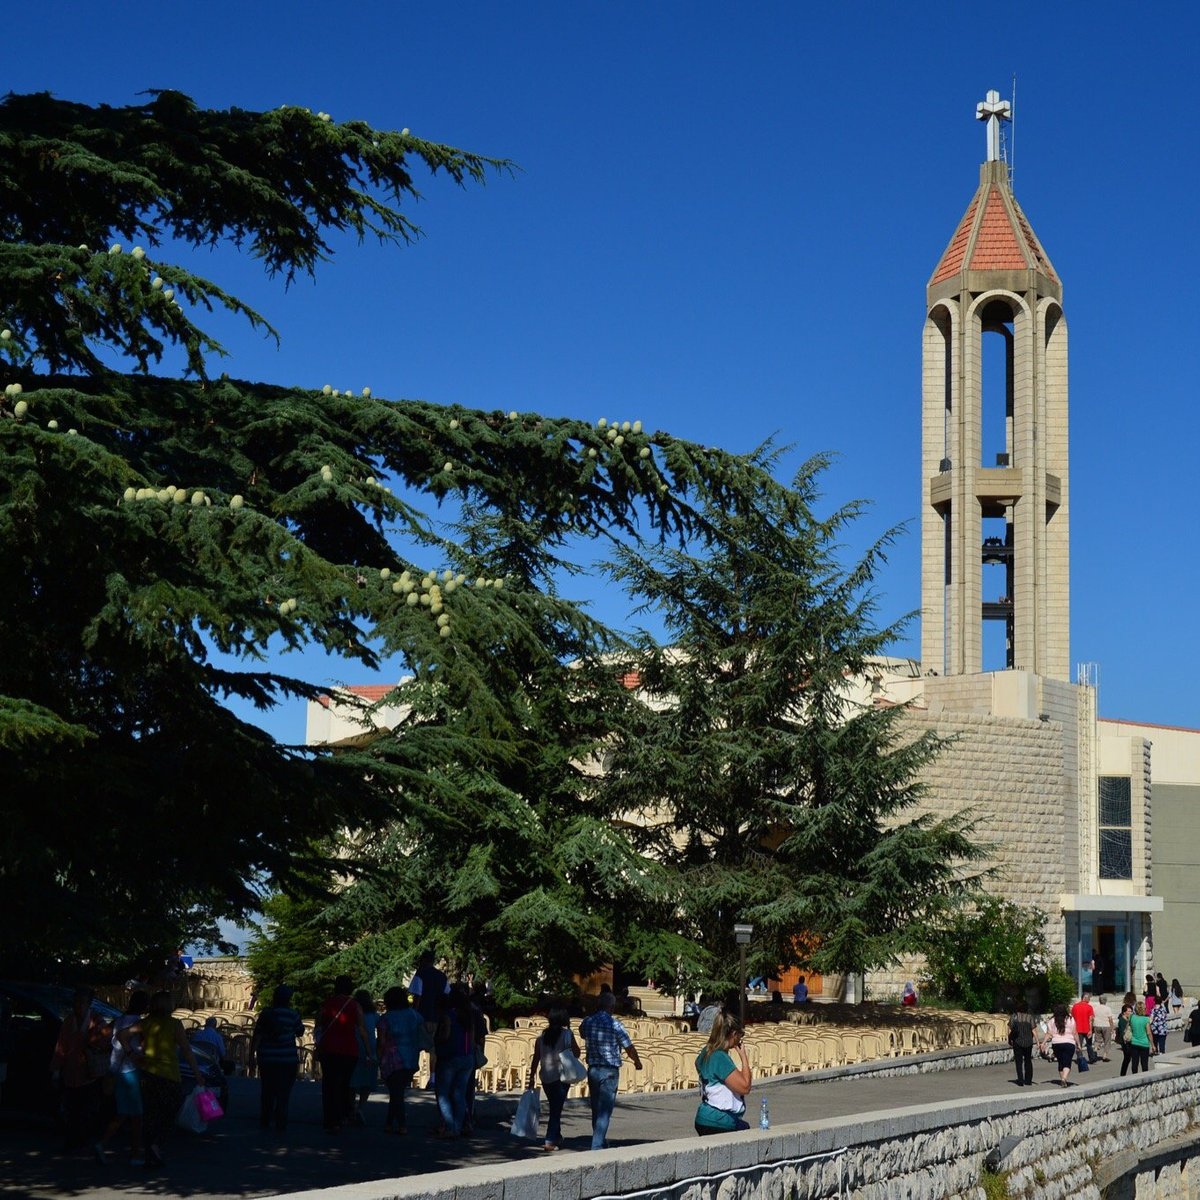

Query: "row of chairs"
left=171, top=1005, right=1008, bottom=1093
left=474, top=1013, right=1009, bottom=1095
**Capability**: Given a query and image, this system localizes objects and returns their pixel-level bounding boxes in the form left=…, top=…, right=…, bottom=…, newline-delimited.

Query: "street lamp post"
left=733, top=922, right=754, bottom=1028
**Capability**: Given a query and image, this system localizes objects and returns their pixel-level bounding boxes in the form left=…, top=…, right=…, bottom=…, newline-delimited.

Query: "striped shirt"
left=253, top=1006, right=304, bottom=1065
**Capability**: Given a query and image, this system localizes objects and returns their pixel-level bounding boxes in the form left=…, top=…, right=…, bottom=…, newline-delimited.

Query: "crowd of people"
left=1007, top=972, right=1194, bottom=1089
left=50, top=987, right=203, bottom=1167
left=48, top=960, right=1200, bottom=1168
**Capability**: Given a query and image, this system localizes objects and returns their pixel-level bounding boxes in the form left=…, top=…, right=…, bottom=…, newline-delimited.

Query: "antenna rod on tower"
left=1010, top=74, right=1017, bottom=189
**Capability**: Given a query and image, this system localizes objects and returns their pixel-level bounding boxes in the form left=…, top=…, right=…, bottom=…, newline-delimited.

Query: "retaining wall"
left=281, top=1056, right=1200, bottom=1200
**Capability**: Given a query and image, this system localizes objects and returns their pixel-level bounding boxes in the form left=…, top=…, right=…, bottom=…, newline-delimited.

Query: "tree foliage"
left=597, top=453, right=987, bottom=994
left=920, top=896, right=1049, bottom=1012
left=2, top=91, right=981, bottom=998
left=0, top=90, right=793, bottom=981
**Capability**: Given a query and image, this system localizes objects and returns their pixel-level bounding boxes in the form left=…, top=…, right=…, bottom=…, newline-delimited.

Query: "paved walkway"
left=0, top=1049, right=1155, bottom=1199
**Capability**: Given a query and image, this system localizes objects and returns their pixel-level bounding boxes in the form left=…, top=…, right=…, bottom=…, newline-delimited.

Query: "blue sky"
left=10, top=1, right=1200, bottom=739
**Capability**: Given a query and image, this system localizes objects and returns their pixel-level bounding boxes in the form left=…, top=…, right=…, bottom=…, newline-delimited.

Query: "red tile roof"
left=316, top=683, right=398, bottom=708
left=931, top=195, right=979, bottom=284
left=968, top=187, right=1028, bottom=271
left=346, top=684, right=396, bottom=701
left=930, top=178, right=1058, bottom=286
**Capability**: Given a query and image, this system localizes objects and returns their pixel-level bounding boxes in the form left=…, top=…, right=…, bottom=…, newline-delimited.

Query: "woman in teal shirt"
left=1127, top=999, right=1153, bottom=1074
left=694, top=1012, right=752, bottom=1135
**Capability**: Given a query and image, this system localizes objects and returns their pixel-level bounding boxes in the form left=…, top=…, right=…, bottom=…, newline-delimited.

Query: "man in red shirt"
left=315, top=975, right=369, bottom=1133
left=1071, top=991, right=1096, bottom=1063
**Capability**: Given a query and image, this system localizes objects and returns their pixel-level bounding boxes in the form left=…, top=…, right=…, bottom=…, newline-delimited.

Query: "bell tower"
left=921, top=90, right=1069, bottom=680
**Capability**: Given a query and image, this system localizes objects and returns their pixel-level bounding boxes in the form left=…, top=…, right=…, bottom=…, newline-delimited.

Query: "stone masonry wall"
left=870, top=707, right=1070, bottom=995
left=284, top=1059, right=1200, bottom=1200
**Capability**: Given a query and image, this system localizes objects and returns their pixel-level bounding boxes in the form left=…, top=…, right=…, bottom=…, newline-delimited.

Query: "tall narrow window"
left=1098, top=776, right=1132, bottom=880
left=979, top=300, right=1014, bottom=468
left=980, top=512, right=1012, bottom=671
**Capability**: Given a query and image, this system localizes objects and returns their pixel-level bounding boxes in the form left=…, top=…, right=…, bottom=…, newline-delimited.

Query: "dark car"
left=0, top=983, right=121, bottom=1117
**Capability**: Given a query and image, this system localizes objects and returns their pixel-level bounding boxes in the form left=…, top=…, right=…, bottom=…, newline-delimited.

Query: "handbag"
left=559, top=1048, right=587, bottom=1085
left=1076, top=1051, right=1090, bottom=1072
left=510, top=1088, right=541, bottom=1139
left=195, top=1087, right=224, bottom=1121
left=176, top=1086, right=208, bottom=1134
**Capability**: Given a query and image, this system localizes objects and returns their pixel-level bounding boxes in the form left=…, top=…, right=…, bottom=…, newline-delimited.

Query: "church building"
left=866, top=90, right=1200, bottom=998
left=307, top=89, right=1200, bottom=1000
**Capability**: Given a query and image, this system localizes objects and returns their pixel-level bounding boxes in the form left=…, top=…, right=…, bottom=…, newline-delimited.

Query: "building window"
left=1098, top=776, right=1132, bottom=880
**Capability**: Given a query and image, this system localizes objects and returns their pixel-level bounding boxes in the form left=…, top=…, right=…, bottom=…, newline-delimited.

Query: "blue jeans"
left=587, top=1066, right=620, bottom=1150
left=543, top=1080, right=569, bottom=1146
left=436, top=1055, right=472, bottom=1135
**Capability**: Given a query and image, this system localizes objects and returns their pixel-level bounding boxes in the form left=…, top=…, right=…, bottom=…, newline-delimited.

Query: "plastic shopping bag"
left=559, top=1049, right=587, bottom=1085
left=176, top=1087, right=208, bottom=1134
left=510, top=1088, right=541, bottom=1139
left=196, top=1087, right=224, bottom=1121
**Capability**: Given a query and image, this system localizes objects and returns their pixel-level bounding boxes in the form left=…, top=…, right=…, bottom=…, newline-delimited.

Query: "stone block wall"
left=870, top=705, right=1070, bottom=995
left=281, top=1060, right=1200, bottom=1200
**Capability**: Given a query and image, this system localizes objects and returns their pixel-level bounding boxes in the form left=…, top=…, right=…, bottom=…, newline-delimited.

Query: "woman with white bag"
left=694, top=1012, right=752, bottom=1136
left=527, top=1006, right=584, bottom=1151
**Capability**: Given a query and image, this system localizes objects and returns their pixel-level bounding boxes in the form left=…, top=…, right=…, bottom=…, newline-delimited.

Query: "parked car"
left=0, top=982, right=121, bottom=1117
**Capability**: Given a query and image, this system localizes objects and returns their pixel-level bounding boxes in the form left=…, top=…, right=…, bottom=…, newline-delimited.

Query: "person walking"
left=1171, top=979, right=1186, bottom=1015
left=315, top=975, right=368, bottom=1134
left=1071, top=991, right=1096, bottom=1063
left=1144, top=975, right=1158, bottom=1016
left=1117, top=1002, right=1135, bottom=1076
left=694, top=1012, right=752, bottom=1135
left=95, top=990, right=149, bottom=1165
left=250, top=985, right=304, bottom=1133
left=1155, top=972, right=1170, bottom=1008
left=579, top=991, right=641, bottom=1150
left=1091, top=995, right=1116, bottom=1062
left=139, top=991, right=203, bottom=1168
left=1186, top=999, right=1200, bottom=1048
left=1008, top=999, right=1036, bottom=1086
left=408, top=951, right=448, bottom=1088
left=376, top=987, right=425, bottom=1135
left=1038, top=1003, right=1078, bottom=1087
left=349, top=989, right=379, bottom=1126
left=1127, top=999, right=1153, bottom=1074
left=1150, top=995, right=1169, bottom=1055
left=527, top=1005, right=581, bottom=1152
left=432, top=985, right=475, bottom=1138
left=49, top=988, right=109, bottom=1155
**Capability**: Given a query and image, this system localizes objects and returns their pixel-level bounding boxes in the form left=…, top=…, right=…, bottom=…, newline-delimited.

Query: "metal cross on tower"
left=976, top=89, right=1011, bottom=162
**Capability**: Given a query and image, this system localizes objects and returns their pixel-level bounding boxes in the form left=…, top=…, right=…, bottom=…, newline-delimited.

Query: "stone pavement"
left=0, top=1048, right=1147, bottom=1200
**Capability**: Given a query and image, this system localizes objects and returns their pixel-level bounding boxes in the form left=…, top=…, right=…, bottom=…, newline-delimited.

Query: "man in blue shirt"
left=578, top=992, right=641, bottom=1150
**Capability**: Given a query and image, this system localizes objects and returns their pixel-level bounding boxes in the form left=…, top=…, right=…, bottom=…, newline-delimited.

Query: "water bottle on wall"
left=759, top=1098, right=770, bottom=1130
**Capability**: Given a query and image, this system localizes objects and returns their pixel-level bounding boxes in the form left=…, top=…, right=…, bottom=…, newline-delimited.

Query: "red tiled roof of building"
left=620, top=671, right=642, bottom=690
left=930, top=194, right=979, bottom=284
left=931, top=177, right=1058, bottom=287
left=346, top=684, right=396, bottom=701
left=968, top=186, right=1028, bottom=271
left=315, top=683, right=397, bottom=709
left=1012, top=204, right=1057, bottom=280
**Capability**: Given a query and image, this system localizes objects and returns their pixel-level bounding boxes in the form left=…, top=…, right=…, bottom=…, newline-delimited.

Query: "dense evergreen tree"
left=0, top=91, right=758, bottom=979
left=599, top=451, right=987, bottom=995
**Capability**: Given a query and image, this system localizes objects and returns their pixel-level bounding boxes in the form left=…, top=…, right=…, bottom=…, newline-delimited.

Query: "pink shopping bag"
left=195, top=1087, right=224, bottom=1122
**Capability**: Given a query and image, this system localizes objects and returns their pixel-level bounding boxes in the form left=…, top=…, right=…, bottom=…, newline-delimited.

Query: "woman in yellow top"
left=139, top=991, right=202, bottom=1168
